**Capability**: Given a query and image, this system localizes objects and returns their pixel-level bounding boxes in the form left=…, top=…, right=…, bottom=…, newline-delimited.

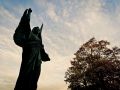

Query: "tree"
left=65, top=38, right=120, bottom=90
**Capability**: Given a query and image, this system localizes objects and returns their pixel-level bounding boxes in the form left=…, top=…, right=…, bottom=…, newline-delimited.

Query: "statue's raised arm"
left=13, top=8, right=32, bottom=47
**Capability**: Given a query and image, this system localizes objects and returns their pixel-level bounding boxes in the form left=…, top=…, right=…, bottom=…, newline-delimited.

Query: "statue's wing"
left=38, top=23, right=43, bottom=34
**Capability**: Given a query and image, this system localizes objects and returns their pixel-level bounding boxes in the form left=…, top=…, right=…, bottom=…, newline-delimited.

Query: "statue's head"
left=32, top=27, right=40, bottom=35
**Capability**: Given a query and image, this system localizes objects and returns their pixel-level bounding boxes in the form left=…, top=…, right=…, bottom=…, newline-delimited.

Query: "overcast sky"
left=0, top=0, right=120, bottom=90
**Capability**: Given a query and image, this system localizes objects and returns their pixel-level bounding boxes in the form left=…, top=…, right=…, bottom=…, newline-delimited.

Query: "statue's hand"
left=21, top=8, right=32, bottom=23
left=28, top=8, right=32, bottom=13
left=27, top=8, right=32, bottom=22
left=23, top=9, right=28, bottom=17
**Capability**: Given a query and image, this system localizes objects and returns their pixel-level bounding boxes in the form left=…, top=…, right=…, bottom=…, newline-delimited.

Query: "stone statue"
left=13, top=8, right=50, bottom=90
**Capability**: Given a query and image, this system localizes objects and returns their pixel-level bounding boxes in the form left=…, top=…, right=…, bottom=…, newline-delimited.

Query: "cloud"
left=46, top=3, right=60, bottom=22
left=0, top=6, right=19, bottom=29
left=1, top=0, right=120, bottom=90
left=62, top=9, right=69, bottom=17
left=38, top=84, right=67, bottom=90
left=36, top=0, right=120, bottom=87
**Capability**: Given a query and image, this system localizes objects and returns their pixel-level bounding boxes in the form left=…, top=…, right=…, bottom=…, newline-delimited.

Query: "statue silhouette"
left=13, top=8, right=50, bottom=90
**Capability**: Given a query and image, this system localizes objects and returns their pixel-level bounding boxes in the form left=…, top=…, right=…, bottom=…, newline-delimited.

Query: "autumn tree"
left=65, top=38, right=120, bottom=90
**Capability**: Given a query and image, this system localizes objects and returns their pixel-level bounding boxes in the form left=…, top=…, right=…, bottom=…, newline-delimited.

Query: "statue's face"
left=32, top=27, right=39, bottom=35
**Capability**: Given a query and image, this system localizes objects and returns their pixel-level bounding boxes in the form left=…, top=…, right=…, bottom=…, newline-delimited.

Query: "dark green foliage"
left=65, top=38, right=120, bottom=90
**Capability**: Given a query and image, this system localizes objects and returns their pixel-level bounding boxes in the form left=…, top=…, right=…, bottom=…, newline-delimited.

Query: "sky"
left=0, top=0, right=120, bottom=90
